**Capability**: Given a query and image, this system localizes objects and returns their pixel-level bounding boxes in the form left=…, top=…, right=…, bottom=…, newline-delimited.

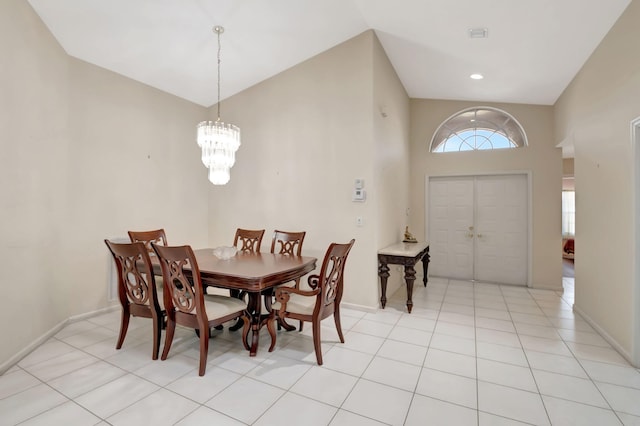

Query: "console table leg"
left=404, top=265, right=416, bottom=313
left=422, top=249, right=430, bottom=286
left=378, top=263, right=390, bottom=309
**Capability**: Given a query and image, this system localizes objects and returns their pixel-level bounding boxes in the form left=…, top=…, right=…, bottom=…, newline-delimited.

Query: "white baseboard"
left=342, top=302, right=378, bottom=314
left=573, top=303, right=636, bottom=367
left=530, top=283, right=564, bottom=291
left=0, top=304, right=120, bottom=375
left=68, top=305, right=119, bottom=322
left=0, top=319, right=68, bottom=376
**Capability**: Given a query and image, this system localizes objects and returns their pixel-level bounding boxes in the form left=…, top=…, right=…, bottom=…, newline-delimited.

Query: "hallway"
left=562, top=258, right=575, bottom=279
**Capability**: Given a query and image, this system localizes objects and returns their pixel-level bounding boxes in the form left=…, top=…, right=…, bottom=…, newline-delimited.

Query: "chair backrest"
left=233, top=228, right=265, bottom=253
left=128, top=229, right=167, bottom=254
left=104, top=239, right=161, bottom=313
left=270, top=230, right=306, bottom=256
left=314, top=239, right=355, bottom=319
left=151, top=243, right=208, bottom=325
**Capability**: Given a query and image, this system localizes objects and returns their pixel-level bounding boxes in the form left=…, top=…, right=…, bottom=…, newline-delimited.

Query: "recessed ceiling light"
left=469, top=28, right=488, bottom=38
left=470, top=73, right=484, bottom=80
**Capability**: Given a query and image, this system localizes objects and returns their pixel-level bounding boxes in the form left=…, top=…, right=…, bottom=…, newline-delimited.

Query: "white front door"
left=428, top=174, right=529, bottom=285
left=428, top=177, right=475, bottom=280
left=474, top=175, right=528, bottom=285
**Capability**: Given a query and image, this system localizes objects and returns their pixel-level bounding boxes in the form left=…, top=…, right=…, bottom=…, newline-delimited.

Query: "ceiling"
left=28, top=0, right=629, bottom=108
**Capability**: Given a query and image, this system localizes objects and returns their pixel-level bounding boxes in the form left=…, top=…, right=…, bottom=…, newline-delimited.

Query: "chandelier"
left=196, top=26, right=241, bottom=185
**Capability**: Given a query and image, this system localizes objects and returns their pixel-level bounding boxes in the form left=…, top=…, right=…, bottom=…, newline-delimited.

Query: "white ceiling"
left=28, top=0, right=630, bottom=108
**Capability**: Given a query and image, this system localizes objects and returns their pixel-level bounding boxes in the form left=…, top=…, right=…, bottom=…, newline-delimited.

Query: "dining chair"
left=270, top=230, right=306, bottom=256
left=152, top=243, right=250, bottom=376
left=128, top=228, right=168, bottom=288
left=233, top=228, right=265, bottom=253
left=267, top=230, right=306, bottom=331
left=267, top=239, right=355, bottom=365
left=210, top=228, right=264, bottom=331
left=104, top=239, right=166, bottom=360
left=127, top=228, right=168, bottom=253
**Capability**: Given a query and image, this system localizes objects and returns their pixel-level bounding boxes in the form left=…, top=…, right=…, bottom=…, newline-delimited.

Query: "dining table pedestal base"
left=246, top=292, right=267, bottom=356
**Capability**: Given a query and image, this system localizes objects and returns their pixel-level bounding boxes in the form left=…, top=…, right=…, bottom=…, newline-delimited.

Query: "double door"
left=428, top=174, right=528, bottom=285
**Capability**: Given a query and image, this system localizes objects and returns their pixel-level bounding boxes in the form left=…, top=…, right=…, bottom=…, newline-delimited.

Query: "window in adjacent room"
left=562, top=190, right=576, bottom=236
left=430, top=107, right=527, bottom=152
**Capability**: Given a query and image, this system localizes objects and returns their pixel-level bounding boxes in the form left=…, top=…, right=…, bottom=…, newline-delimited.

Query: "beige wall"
left=65, top=58, right=210, bottom=309
left=563, top=158, right=575, bottom=176
left=207, top=30, right=410, bottom=309
left=409, top=99, right=562, bottom=289
left=554, top=0, right=639, bottom=362
left=372, top=34, right=412, bottom=296
left=1, top=0, right=70, bottom=367
left=0, top=0, right=209, bottom=367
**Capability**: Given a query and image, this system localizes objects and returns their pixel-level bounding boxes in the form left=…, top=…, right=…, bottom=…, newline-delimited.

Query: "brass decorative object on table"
left=403, top=226, right=417, bottom=243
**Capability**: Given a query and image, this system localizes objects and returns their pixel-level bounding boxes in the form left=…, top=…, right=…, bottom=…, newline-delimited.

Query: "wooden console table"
left=378, top=242, right=429, bottom=313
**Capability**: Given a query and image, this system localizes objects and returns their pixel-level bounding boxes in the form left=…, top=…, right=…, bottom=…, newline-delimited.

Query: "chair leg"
left=266, top=314, right=277, bottom=352
left=277, top=317, right=296, bottom=331
left=116, top=309, right=130, bottom=350
left=312, top=319, right=323, bottom=365
left=241, top=315, right=251, bottom=351
left=198, top=328, right=209, bottom=376
left=334, top=307, right=345, bottom=343
left=266, top=289, right=295, bottom=332
left=152, top=315, right=162, bottom=360
left=161, top=319, right=176, bottom=361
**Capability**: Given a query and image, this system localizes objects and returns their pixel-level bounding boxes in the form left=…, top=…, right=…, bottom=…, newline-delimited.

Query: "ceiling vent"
left=468, top=28, right=488, bottom=38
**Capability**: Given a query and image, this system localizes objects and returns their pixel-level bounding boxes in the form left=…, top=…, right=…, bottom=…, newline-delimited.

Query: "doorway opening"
left=562, top=168, right=575, bottom=282
left=426, top=173, right=530, bottom=286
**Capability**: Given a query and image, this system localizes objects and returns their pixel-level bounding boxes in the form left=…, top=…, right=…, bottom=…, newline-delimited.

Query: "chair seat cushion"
left=272, top=293, right=316, bottom=316
left=203, top=294, right=246, bottom=320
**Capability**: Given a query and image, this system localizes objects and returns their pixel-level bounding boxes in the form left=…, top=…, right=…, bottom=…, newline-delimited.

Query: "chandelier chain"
left=216, top=27, right=222, bottom=121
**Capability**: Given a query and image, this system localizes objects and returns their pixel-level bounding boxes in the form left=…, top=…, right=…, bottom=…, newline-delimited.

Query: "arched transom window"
left=430, top=107, right=527, bottom=153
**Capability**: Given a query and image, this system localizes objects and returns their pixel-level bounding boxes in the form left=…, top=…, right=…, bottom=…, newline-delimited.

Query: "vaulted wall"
left=554, top=0, right=639, bottom=364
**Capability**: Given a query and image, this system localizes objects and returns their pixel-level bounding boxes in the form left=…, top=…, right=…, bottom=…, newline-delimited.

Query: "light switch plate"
left=352, top=188, right=366, bottom=202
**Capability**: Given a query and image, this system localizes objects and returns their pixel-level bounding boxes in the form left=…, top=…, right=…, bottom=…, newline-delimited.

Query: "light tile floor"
left=2, top=277, right=640, bottom=425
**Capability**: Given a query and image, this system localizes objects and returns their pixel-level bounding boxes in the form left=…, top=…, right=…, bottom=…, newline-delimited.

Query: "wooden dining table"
left=151, top=248, right=317, bottom=356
